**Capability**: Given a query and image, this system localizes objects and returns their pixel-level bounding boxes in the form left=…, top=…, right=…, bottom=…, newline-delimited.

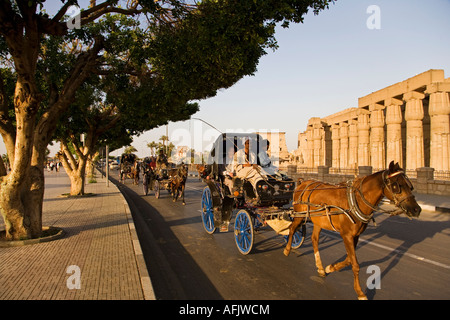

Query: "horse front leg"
left=283, top=217, right=303, bottom=256
left=325, top=235, right=359, bottom=274
left=342, top=234, right=367, bottom=300
left=181, top=185, right=186, bottom=205
left=311, top=224, right=326, bottom=277
left=172, top=187, right=177, bottom=202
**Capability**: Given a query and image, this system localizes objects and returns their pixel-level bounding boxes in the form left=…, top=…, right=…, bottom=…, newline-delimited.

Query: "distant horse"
left=196, top=164, right=207, bottom=181
left=284, top=161, right=421, bottom=300
left=119, top=153, right=138, bottom=184
left=131, top=161, right=140, bottom=185
left=169, top=164, right=188, bottom=205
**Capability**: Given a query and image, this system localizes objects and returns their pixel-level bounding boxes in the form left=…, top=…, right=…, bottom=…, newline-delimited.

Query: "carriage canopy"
left=206, top=133, right=270, bottom=165
left=120, top=153, right=137, bottom=165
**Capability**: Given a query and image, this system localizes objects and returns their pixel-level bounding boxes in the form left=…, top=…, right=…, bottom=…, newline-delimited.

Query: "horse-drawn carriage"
left=200, top=133, right=422, bottom=299
left=200, top=133, right=306, bottom=255
left=119, top=153, right=139, bottom=184
left=152, top=161, right=189, bottom=205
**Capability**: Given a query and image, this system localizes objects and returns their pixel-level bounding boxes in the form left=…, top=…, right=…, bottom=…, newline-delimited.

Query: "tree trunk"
left=68, top=171, right=86, bottom=196
left=0, top=74, right=44, bottom=240
left=86, top=152, right=98, bottom=181
left=57, top=140, right=89, bottom=196
left=0, top=180, right=30, bottom=240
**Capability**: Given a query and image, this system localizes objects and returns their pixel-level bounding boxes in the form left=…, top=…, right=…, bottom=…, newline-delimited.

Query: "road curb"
left=417, top=200, right=450, bottom=214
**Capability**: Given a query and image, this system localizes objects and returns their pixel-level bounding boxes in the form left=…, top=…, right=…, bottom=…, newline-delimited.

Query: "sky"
left=1, top=0, right=450, bottom=158
left=123, top=0, right=450, bottom=157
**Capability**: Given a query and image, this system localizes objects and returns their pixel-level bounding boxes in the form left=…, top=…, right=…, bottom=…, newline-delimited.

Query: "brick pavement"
left=0, top=169, right=154, bottom=300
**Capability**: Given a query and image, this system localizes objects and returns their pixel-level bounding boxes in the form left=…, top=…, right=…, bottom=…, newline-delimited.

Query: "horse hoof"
left=283, top=249, right=290, bottom=257
left=182, top=203, right=186, bottom=206
left=317, top=269, right=326, bottom=278
left=325, top=265, right=334, bottom=274
left=358, top=296, right=368, bottom=300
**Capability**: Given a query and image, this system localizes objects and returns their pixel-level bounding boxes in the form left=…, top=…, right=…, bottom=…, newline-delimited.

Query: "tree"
left=0, top=0, right=334, bottom=240
left=124, top=145, right=138, bottom=154
left=147, top=141, right=159, bottom=156
left=54, top=59, right=197, bottom=196
left=0, top=1, right=197, bottom=240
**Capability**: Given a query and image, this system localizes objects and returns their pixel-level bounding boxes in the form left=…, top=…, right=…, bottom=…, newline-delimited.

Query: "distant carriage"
left=153, top=162, right=188, bottom=205
left=119, top=153, right=139, bottom=184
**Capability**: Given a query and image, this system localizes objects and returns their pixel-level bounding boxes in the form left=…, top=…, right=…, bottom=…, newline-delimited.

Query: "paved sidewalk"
left=0, top=169, right=154, bottom=300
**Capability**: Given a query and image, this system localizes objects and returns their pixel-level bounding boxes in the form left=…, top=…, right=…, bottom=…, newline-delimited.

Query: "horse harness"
left=292, top=169, right=413, bottom=231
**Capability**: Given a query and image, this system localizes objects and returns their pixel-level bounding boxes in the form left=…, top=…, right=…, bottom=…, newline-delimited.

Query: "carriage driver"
left=156, top=148, right=169, bottom=170
left=219, top=145, right=236, bottom=194
left=232, top=138, right=263, bottom=203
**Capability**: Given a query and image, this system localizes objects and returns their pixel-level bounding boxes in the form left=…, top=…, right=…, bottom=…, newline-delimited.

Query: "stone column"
left=357, top=112, right=370, bottom=166
left=339, top=122, right=349, bottom=169
left=369, top=105, right=385, bottom=170
left=306, top=127, right=314, bottom=168
left=427, top=87, right=450, bottom=171
left=313, top=125, right=322, bottom=167
left=331, top=123, right=340, bottom=168
left=404, top=91, right=425, bottom=170
left=348, top=120, right=359, bottom=169
left=385, top=98, right=403, bottom=167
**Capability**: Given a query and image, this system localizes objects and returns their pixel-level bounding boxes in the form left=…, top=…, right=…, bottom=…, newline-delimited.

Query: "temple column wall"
left=339, top=122, right=349, bottom=169
left=313, top=126, right=321, bottom=167
left=348, top=120, right=359, bottom=169
left=357, top=113, right=370, bottom=166
left=427, top=90, right=450, bottom=170
left=385, top=98, right=404, bottom=167
left=369, top=105, right=385, bottom=170
left=306, top=127, right=314, bottom=168
left=404, top=91, right=425, bottom=170
left=331, top=124, right=340, bottom=168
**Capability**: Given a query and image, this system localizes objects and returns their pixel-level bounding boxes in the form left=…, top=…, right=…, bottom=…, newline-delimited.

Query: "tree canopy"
left=0, top=0, right=334, bottom=240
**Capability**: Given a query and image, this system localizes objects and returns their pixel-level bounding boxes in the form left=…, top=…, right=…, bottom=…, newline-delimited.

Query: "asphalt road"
left=115, top=174, right=450, bottom=300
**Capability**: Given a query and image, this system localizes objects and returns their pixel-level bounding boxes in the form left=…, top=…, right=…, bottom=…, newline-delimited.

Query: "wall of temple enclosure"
left=288, top=69, right=450, bottom=195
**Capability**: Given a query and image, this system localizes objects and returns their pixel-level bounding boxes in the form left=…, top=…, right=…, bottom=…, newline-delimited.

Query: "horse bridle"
left=347, top=169, right=415, bottom=224
left=381, top=170, right=415, bottom=209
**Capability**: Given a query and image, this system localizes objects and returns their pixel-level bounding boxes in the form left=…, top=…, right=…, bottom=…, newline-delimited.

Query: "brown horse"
left=131, top=161, right=140, bottom=185
left=284, top=161, right=421, bottom=300
left=169, top=164, right=188, bottom=205
left=196, top=164, right=207, bottom=181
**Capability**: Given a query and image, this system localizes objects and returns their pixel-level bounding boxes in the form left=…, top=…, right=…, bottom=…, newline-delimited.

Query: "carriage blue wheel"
left=234, top=210, right=254, bottom=255
left=201, top=187, right=216, bottom=234
left=284, top=224, right=307, bottom=250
